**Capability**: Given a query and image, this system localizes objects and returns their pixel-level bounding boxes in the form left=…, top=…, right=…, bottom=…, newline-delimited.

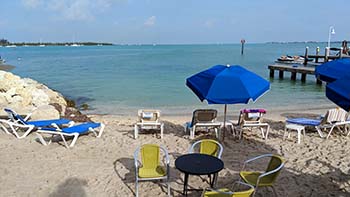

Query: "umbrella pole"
left=222, top=104, right=227, bottom=141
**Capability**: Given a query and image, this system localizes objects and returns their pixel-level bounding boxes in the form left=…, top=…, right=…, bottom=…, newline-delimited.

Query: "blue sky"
left=1, top=0, right=349, bottom=44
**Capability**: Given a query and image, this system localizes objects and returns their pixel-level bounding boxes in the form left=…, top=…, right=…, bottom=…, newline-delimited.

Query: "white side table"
left=283, top=123, right=306, bottom=144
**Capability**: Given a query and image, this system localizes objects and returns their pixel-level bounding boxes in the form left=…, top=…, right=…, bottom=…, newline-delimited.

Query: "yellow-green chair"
left=201, top=181, right=255, bottom=197
left=189, top=139, right=223, bottom=158
left=134, top=144, right=170, bottom=197
left=239, top=154, right=284, bottom=196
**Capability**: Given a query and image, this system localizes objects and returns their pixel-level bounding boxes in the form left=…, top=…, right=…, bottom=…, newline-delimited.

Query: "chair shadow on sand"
left=49, top=178, right=87, bottom=197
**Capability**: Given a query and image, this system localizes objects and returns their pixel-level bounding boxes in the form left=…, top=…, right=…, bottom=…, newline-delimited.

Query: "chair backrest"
left=192, top=109, right=217, bottom=125
left=141, top=144, right=160, bottom=169
left=323, top=108, right=348, bottom=124
left=189, top=139, right=223, bottom=159
left=4, top=108, right=27, bottom=125
left=137, top=109, right=160, bottom=123
left=239, top=109, right=266, bottom=125
left=262, top=155, right=284, bottom=184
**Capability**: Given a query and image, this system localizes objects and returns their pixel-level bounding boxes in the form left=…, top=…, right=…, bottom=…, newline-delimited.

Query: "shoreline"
left=83, top=103, right=337, bottom=122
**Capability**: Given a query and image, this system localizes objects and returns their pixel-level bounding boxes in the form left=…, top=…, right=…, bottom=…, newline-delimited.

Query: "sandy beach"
left=1, top=109, right=350, bottom=197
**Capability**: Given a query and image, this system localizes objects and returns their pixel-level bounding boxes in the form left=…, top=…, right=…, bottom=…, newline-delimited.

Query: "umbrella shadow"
left=49, top=177, right=87, bottom=197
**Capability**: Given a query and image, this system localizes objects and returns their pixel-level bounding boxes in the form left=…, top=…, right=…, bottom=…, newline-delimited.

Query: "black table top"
left=175, top=153, right=224, bottom=175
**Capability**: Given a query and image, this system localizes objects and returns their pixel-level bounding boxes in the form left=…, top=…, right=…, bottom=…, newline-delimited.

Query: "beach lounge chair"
left=36, top=122, right=105, bottom=148
left=134, top=144, right=170, bottom=197
left=286, top=108, right=350, bottom=139
left=134, top=109, right=164, bottom=139
left=232, top=109, right=270, bottom=140
left=0, top=108, right=74, bottom=139
left=239, top=154, right=284, bottom=196
left=189, top=139, right=223, bottom=159
left=201, top=181, right=255, bottom=197
left=184, top=109, right=222, bottom=139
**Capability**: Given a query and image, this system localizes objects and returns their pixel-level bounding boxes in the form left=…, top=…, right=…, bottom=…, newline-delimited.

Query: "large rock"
left=31, top=105, right=60, bottom=120
left=0, top=71, right=67, bottom=120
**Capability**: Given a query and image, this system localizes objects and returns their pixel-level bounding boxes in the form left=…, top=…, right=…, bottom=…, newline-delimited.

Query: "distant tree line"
left=0, top=38, right=113, bottom=46
left=0, top=38, right=10, bottom=46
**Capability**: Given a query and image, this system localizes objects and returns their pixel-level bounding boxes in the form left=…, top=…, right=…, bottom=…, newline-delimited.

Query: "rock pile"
left=0, top=70, right=90, bottom=122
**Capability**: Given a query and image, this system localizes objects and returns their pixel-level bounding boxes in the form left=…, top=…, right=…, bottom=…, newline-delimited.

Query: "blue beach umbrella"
left=315, top=58, right=350, bottom=83
left=186, top=64, right=270, bottom=139
left=326, top=78, right=350, bottom=112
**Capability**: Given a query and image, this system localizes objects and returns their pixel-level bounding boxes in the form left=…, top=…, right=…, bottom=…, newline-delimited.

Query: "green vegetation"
left=0, top=38, right=113, bottom=46
left=0, top=38, right=10, bottom=46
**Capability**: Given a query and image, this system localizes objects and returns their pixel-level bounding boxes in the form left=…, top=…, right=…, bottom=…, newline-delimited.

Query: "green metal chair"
left=239, top=154, right=284, bottom=196
left=201, top=181, right=255, bottom=197
left=134, top=144, right=170, bottom=197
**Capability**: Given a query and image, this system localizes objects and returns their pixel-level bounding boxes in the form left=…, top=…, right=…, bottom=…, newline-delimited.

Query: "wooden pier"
left=268, top=64, right=322, bottom=84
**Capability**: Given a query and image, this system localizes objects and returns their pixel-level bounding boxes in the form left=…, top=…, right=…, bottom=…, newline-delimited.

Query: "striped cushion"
left=286, top=118, right=321, bottom=126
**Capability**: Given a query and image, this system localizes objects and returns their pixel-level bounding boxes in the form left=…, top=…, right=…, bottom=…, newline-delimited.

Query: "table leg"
left=183, top=173, right=189, bottom=196
left=210, top=173, right=218, bottom=188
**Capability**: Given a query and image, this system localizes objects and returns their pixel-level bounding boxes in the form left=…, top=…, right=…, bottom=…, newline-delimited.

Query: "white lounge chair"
left=231, top=109, right=270, bottom=140
left=286, top=108, right=350, bottom=139
left=0, top=108, right=74, bottom=139
left=184, top=109, right=222, bottom=139
left=134, top=109, right=164, bottom=139
left=36, top=122, right=105, bottom=148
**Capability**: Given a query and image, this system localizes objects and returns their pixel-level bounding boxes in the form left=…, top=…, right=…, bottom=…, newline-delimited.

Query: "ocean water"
left=0, top=43, right=336, bottom=115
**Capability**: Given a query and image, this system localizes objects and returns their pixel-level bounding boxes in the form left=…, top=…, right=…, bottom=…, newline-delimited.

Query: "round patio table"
left=175, top=153, right=224, bottom=196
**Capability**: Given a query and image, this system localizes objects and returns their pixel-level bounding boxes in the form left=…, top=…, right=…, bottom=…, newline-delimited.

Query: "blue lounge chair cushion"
left=286, top=118, right=321, bottom=126
left=40, top=122, right=101, bottom=134
left=27, top=119, right=71, bottom=127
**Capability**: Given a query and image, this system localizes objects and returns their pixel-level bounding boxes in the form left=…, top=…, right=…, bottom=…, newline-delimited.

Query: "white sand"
left=1, top=110, right=350, bottom=196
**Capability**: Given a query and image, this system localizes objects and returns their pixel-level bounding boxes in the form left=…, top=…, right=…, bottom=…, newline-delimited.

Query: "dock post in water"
left=301, top=73, right=307, bottom=82
left=269, top=68, right=275, bottom=78
left=325, top=47, right=330, bottom=62
left=279, top=70, right=284, bottom=79
left=240, top=39, right=245, bottom=55
left=315, top=47, right=320, bottom=63
left=291, top=72, right=297, bottom=80
left=303, top=47, right=309, bottom=65
left=339, top=47, right=343, bottom=58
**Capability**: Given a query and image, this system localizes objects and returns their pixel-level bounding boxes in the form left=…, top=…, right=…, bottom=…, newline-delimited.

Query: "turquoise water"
left=0, top=43, right=335, bottom=115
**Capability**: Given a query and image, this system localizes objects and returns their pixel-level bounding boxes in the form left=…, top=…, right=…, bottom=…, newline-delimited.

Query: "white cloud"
left=144, top=16, right=156, bottom=27
left=22, top=0, right=125, bottom=21
left=22, top=0, right=42, bottom=8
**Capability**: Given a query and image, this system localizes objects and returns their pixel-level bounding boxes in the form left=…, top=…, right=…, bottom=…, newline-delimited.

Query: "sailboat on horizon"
left=70, top=34, right=81, bottom=47
left=39, top=38, right=45, bottom=47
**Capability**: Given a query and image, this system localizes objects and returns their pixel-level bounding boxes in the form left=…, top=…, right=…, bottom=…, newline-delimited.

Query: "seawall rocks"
left=0, top=71, right=67, bottom=120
